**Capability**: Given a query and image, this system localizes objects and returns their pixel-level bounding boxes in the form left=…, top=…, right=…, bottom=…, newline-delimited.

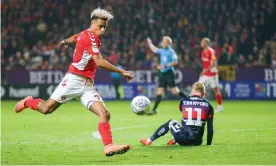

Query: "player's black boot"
left=147, top=95, right=162, bottom=115
left=147, top=109, right=157, bottom=115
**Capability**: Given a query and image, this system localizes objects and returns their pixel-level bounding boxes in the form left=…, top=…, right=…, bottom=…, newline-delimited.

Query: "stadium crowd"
left=2, top=0, right=276, bottom=72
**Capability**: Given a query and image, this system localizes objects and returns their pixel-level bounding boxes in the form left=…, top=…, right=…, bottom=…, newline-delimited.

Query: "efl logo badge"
left=254, top=83, right=266, bottom=98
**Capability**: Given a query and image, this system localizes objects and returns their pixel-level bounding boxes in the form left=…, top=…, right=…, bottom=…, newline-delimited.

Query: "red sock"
left=25, top=98, right=42, bottom=110
left=216, top=93, right=222, bottom=105
left=98, top=122, right=113, bottom=145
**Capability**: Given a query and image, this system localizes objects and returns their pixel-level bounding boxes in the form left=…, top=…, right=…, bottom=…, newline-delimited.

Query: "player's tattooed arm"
left=59, top=34, right=78, bottom=47
left=92, top=54, right=133, bottom=81
left=147, top=37, right=158, bottom=53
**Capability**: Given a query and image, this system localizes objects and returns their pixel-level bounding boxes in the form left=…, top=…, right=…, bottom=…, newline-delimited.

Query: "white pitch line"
left=91, top=124, right=153, bottom=139
left=232, top=127, right=276, bottom=132
left=91, top=125, right=276, bottom=139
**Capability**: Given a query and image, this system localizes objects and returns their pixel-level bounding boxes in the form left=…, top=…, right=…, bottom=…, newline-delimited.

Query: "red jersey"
left=68, top=29, right=101, bottom=81
left=201, top=47, right=218, bottom=76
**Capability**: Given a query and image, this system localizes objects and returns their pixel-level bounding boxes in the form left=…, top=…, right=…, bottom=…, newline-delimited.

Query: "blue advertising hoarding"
left=1, top=81, right=275, bottom=100
left=220, top=81, right=276, bottom=100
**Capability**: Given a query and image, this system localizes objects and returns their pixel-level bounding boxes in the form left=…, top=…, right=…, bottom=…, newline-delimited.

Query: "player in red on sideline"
left=14, top=8, right=133, bottom=157
left=199, top=37, right=223, bottom=112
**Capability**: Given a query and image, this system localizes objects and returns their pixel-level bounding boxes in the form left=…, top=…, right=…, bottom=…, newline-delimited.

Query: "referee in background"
left=147, top=36, right=185, bottom=115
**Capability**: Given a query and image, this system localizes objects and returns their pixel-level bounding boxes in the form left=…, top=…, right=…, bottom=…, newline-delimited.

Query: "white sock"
left=147, top=138, right=152, bottom=143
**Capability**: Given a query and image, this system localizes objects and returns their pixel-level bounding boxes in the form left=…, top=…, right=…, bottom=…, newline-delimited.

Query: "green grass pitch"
left=1, top=100, right=276, bottom=165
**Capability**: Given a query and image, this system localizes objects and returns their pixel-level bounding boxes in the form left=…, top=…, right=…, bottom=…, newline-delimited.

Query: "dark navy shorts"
left=169, top=120, right=197, bottom=146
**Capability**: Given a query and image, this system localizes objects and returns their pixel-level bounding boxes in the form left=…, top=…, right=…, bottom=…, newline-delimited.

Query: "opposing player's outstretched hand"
left=59, top=40, right=68, bottom=48
left=122, top=71, right=133, bottom=81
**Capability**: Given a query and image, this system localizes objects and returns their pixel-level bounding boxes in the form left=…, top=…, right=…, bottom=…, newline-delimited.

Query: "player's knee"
left=99, top=109, right=111, bottom=120
left=168, top=119, right=178, bottom=129
left=168, top=119, right=173, bottom=123
left=213, top=88, right=220, bottom=95
left=40, top=105, right=53, bottom=115
left=156, top=89, right=163, bottom=95
left=172, top=90, right=178, bottom=95
left=104, top=111, right=111, bottom=120
left=171, top=87, right=179, bottom=94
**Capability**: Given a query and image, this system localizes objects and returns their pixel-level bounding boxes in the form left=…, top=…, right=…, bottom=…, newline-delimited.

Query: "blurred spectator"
left=109, top=51, right=120, bottom=64
left=140, top=54, right=153, bottom=69
left=1, top=0, right=275, bottom=71
left=272, top=54, right=276, bottom=68
left=119, top=52, right=129, bottom=68
left=110, top=60, right=122, bottom=99
left=256, top=54, right=267, bottom=66
left=219, top=44, right=235, bottom=65
left=246, top=54, right=255, bottom=67
left=182, top=54, right=192, bottom=68
left=237, top=54, right=246, bottom=66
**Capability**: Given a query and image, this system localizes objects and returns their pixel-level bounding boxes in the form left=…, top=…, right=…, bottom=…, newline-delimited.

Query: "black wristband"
left=165, top=64, right=168, bottom=68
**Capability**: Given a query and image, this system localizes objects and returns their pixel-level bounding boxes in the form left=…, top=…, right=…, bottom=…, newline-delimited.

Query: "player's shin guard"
left=150, top=120, right=170, bottom=141
left=216, top=92, right=222, bottom=105
left=25, top=98, right=42, bottom=110
left=152, top=95, right=162, bottom=110
left=98, top=122, right=113, bottom=145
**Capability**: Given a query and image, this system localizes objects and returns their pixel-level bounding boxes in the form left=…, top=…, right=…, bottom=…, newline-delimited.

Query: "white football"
left=131, top=95, right=151, bottom=115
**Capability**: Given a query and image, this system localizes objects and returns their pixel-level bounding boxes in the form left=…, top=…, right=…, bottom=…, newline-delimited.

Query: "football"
left=131, top=95, right=151, bottom=115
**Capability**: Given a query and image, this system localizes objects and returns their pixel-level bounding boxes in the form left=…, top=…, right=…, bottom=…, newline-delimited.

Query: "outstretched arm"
left=91, top=54, right=133, bottom=81
left=59, top=34, right=78, bottom=47
left=147, top=37, right=159, bottom=53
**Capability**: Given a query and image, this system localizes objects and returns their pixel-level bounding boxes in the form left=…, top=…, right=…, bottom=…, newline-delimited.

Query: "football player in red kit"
left=199, top=37, right=223, bottom=112
left=14, top=8, right=133, bottom=156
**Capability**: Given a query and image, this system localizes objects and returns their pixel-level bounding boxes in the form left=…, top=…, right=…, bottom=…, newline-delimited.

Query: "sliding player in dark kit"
left=140, top=82, right=214, bottom=146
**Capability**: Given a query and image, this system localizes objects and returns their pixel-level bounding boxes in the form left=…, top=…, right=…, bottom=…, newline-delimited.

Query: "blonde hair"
left=202, top=37, right=210, bottom=45
left=192, top=82, right=206, bottom=96
left=91, top=8, right=114, bottom=21
left=163, top=36, right=172, bottom=44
